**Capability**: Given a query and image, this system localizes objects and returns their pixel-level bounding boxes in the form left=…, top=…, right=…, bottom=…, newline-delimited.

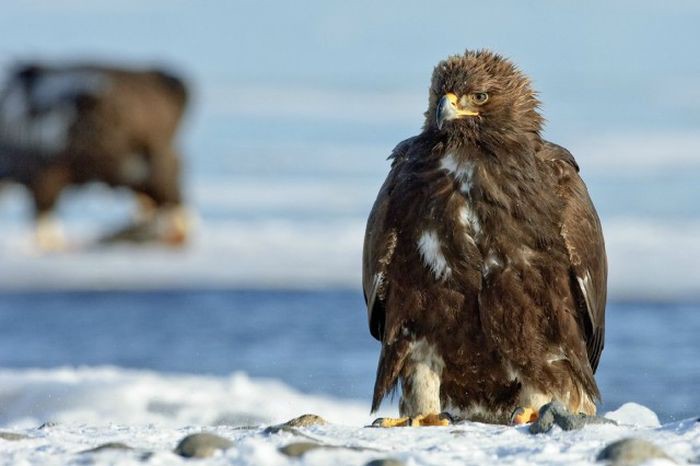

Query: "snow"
left=0, top=367, right=697, bottom=465
left=0, top=367, right=376, bottom=428
left=604, top=403, right=660, bottom=428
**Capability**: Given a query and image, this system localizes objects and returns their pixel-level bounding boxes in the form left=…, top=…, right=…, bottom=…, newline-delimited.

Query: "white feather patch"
left=458, top=204, right=481, bottom=236
left=546, top=346, right=568, bottom=364
left=519, top=246, right=536, bottom=266
left=441, top=152, right=476, bottom=193
left=482, top=251, right=502, bottom=277
left=577, top=271, right=593, bottom=314
left=417, top=230, right=451, bottom=280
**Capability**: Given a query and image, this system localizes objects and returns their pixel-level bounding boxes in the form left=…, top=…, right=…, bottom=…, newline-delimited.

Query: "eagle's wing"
left=362, top=136, right=416, bottom=341
left=538, top=141, right=607, bottom=372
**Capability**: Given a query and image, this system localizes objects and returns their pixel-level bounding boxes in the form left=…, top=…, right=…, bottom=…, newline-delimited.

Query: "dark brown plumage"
left=0, top=62, right=189, bottom=249
left=363, top=50, right=606, bottom=424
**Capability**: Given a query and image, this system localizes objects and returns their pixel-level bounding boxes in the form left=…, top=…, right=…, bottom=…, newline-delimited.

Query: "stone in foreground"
left=81, top=442, right=133, bottom=453
left=174, top=432, right=233, bottom=458
left=530, top=401, right=616, bottom=433
left=265, top=414, right=327, bottom=434
left=0, top=432, right=28, bottom=441
left=279, top=442, right=325, bottom=457
left=597, top=437, right=674, bottom=465
left=366, top=459, right=405, bottom=466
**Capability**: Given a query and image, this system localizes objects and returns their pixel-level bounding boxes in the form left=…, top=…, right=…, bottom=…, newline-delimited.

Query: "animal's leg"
left=141, top=144, right=190, bottom=245
left=134, top=192, right=157, bottom=222
left=153, top=204, right=191, bottom=246
left=142, top=143, right=183, bottom=207
left=509, top=383, right=554, bottom=424
left=510, top=407, right=539, bottom=425
left=372, top=344, right=450, bottom=427
left=35, top=212, right=65, bottom=252
left=29, top=167, right=70, bottom=251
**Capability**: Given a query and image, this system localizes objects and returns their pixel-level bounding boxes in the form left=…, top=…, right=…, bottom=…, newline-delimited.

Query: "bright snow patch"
left=604, top=402, right=661, bottom=428
left=0, top=367, right=697, bottom=466
left=0, top=367, right=375, bottom=428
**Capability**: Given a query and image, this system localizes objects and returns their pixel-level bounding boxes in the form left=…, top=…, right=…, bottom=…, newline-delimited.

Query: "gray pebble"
left=597, top=437, right=674, bottom=465
left=529, top=401, right=615, bottom=434
left=265, top=414, right=327, bottom=434
left=278, top=440, right=382, bottom=458
left=279, top=441, right=325, bottom=457
left=174, top=432, right=233, bottom=458
left=80, top=442, right=133, bottom=453
left=0, top=432, right=28, bottom=441
left=366, top=459, right=405, bottom=466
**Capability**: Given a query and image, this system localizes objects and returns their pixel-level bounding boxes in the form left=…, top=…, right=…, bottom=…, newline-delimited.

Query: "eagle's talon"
left=511, top=407, right=539, bottom=425
left=413, top=413, right=453, bottom=426
left=370, top=412, right=454, bottom=428
left=371, top=412, right=452, bottom=428
left=371, top=417, right=410, bottom=428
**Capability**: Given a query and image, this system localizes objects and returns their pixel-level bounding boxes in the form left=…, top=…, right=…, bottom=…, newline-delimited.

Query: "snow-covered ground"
left=0, top=367, right=697, bottom=465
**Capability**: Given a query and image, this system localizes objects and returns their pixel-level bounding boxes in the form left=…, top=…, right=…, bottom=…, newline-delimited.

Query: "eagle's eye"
left=470, top=92, right=489, bottom=105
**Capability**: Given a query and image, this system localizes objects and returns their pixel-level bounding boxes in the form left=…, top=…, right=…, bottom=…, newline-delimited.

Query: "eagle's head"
left=424, top=50, right=543, bottom=145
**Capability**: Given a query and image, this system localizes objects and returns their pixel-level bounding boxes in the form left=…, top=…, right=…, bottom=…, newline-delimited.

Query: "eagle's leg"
left=136, top=191, right=191, bottom=246
left=30, top=167, right=70, bottom=252
left=510, top=407, right=539, bottom=425
left=35, top=212, right=66, bottom=252
left=135, top=193, right=157, bottom=222
left=156, top=205, right=191, bottom=246
left=372, top=412, right=453, bottom=427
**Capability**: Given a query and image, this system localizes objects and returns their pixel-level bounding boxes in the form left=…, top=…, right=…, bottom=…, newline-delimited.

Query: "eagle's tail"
left=371, top=339, right=410, bottom=413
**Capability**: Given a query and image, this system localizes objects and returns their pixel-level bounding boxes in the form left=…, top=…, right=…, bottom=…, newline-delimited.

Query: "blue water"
left=0, top=290, right=697, bottom=422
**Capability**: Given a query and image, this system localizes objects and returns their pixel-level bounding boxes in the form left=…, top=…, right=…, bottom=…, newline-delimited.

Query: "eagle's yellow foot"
left=372, top=412, right=453, bottom=427
left=511, top=407, right=539, bottom=425
left=371, top=416, right=410, bottom=427
left=35, top=214, right=66, bottom=252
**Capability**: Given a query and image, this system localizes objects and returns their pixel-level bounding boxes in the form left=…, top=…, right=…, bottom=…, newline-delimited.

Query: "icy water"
left=0, top=289, right=697, bottom=423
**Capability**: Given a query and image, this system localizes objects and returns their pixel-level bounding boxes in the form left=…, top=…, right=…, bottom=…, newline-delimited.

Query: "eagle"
left=363, top=50, right=606, bottom=426
left=0, top=62, right=190, bottom=250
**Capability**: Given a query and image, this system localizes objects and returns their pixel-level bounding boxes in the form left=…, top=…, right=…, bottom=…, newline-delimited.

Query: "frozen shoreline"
left=0, top=367, right=696, bottom=466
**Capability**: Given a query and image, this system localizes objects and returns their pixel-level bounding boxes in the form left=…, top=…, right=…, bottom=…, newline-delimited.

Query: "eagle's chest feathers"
left=439, top=152, right=483, bottom=235
left=416, top=152, right=486, bottom=282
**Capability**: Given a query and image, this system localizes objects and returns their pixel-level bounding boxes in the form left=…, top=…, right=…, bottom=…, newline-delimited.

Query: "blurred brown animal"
left=0, top=62, right=190, bottom=250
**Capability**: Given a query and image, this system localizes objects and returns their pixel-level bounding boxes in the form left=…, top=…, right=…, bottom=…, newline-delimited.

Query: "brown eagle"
left=0, top=62, right=189, bottom=250
left=363, top=50, right=606, bottom=426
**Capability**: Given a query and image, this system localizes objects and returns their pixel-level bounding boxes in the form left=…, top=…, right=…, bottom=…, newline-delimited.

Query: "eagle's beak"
left=436, top=93, right=479, bottom=130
